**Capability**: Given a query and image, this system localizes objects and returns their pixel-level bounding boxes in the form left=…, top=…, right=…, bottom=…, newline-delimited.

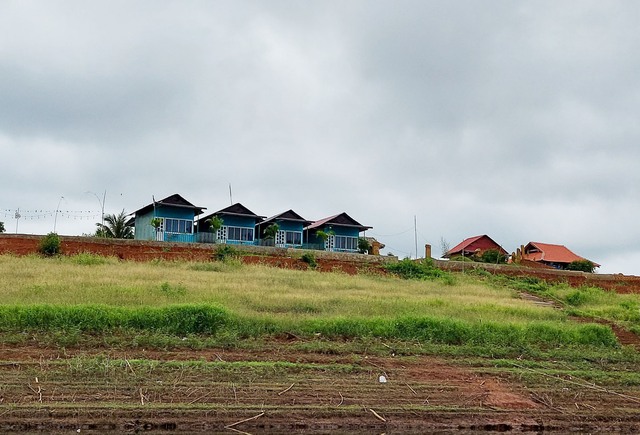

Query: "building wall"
left=220, top=215, right=256, bottom=228
left=134, top=210, right=155, bottom=241
left=330, top=226, right=359, bottom=238
left=307, top=225, right=361, bottom=251
left=276, top=220, right=303, bottom=232
left=134, top=205, right=195, bottom=242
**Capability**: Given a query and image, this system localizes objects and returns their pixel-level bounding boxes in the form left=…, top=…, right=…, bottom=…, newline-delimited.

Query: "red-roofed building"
left=521, top=242, right=600, bottom=270
left=444, top=235, right=507, bottom=259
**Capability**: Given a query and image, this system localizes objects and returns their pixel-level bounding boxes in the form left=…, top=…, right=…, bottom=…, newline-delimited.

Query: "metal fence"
left=192, top=234, right=345, bottom=252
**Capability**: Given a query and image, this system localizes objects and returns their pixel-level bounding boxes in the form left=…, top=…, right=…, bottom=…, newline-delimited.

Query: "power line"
left=1, top=208, right=100, bottom=221
left=368, top=228, right=413, bottom=237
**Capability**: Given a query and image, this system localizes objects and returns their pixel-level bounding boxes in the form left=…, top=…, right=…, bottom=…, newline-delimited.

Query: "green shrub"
left=300, top=253, right=318, bottom=269
left=449, top=255, right=475, bottom=262
left=215, top=245, right=239, bottom=261
left=480, top=249, right=507, bottom=264
left=385, top=258, right=450, bottom=281
left=39, top=232, right=61, bottom=256
left=504, top=276, right=551, bottom=293
left=160, top=281, right=187, bottom=297
left=0, top=304, right=229, bottom=335
left=69, top=253, right=109, bottom=265
left=567, top=260, right=596, bottom=273
left=358, top=237, right=370, bottom=254
left=566, top=290, right=589, bottom=306
left=297, top=316, right=618, bottom=348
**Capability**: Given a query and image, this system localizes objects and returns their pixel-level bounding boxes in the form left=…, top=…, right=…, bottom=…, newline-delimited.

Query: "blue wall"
left=220, top=215, right=256, bottom=228
left=276, top=220, right=303, bottom=232
left=134, top=210, right=155, bottom=241
left=329, top=226, right=359, bottom=238
left=134, top=205, right=196, bottom=242
left=307, top=224, right=360, bottom=249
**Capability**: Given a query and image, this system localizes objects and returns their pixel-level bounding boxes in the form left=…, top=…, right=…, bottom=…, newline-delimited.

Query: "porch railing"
left=164, top=232, right=196, bottom=243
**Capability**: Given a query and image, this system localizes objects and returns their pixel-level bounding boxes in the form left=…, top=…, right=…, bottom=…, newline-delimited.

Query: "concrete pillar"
left=425, top=244, right=432, bottom=259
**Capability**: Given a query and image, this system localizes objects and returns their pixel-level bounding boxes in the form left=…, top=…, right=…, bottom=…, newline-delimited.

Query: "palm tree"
left=95, top=209, right=133, bottom=239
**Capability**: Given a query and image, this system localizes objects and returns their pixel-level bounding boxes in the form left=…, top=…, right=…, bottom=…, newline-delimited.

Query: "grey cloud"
left=1, top=1, right=639, bottom=274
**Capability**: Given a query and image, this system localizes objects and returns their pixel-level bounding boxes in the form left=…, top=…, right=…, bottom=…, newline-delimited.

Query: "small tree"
left=39, top=232, right=61, bottom=256
left=264, top=223, right=280, bottom=240
left=358, top=237, right=370, bottom=254
left=300, top=252, right=318, bottom=269
left=315, top=229, right=334, bottom=249
left=0, top=221, right=5, bottom=233
left=480, top=249, right=507, bottom=264
left=206, top=215, right=224, bottom=242
left=151, top=217, right=162, bottom=230
left=440, top=237, right=450, bottom=257
left=566, top=259, right=596, bottom=273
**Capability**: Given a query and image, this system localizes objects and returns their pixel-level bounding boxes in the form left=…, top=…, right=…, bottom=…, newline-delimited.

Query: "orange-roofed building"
left=521, top=242, right=600, bottom=270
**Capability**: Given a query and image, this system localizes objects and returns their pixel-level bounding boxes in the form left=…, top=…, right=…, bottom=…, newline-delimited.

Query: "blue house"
left=256, top=209, right=311, bottom=248
left=197, top=203, right=264, bottom=245
left=131, top=194, right=206, bottom=243
left=305, top=212, right=372, bottom=253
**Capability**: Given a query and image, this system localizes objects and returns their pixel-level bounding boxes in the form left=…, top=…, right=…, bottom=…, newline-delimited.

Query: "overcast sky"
left=1, top=1, right=639, bottom=275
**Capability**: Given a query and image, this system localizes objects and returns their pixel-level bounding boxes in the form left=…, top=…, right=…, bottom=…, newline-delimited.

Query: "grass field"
left=0, top=253, right=636, bottom=353
left=1, top=253, right=640, bottom=432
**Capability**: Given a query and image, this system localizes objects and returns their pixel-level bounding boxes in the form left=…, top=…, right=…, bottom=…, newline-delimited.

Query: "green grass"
left=488, top=273, right=640, bottom=332
left=0, top=254, right=636, bottom=353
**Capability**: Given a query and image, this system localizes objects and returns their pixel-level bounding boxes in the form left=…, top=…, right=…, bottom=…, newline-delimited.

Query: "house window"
left=227, top=226, right=254, bottom=242
left=285, top=231, right=302, bottom=245
left=164, top=218, right=193, bottom=234
left=334, top=235, right=358, bottom=251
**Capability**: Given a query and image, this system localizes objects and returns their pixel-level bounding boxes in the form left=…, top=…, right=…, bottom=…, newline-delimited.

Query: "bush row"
left=0, top=304, right=229, bottom=335
left=0, top=304, right=618, bottom=348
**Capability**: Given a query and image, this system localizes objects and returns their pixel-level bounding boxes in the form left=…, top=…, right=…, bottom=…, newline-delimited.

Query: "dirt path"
left=519, top=291, right=640, bottom=350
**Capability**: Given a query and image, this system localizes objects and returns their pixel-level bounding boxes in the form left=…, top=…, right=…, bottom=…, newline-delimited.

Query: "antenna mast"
left=414, top=215, right=418, bottom=259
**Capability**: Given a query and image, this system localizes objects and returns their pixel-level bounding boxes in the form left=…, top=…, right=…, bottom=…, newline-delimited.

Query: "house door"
left=155, top=218, right=165, bottom=241
left=325, top=235, right=335, bottom=252
left=217, top=226, right=228, bottom=244
left=275, top=230, right=286, bottom=247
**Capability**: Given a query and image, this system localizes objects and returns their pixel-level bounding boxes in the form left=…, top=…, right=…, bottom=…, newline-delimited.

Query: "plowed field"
left=2, top=342, right=640, bottom=433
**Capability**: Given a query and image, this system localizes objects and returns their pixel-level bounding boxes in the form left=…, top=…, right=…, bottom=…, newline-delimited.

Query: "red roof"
left=306, top=213, right=341, bottom=230
left=446, top=235, right=506, bottom=257
left=522, top=242, right=600, bottom=267
left=305, top=212, right=372, bottom=232
left=447, top=235, right=484, bottom=254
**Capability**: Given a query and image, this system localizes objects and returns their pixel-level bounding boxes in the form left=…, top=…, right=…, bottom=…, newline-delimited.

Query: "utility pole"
left=54, top=196, right=64, bottom=233
left=15, top=208, right=20, bottom=233
left=86, top=190, right=106, bottom=228
left=414, top=215, right=418, bottom=260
